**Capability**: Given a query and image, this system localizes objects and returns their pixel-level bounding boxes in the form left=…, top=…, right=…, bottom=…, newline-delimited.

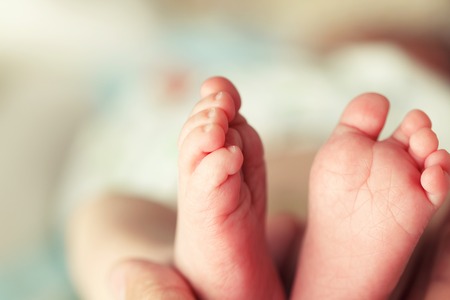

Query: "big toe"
left=336, top=93, right=390, bottom=139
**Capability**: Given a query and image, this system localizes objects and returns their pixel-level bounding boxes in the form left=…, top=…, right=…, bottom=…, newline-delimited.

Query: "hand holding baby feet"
left=292, top=93, right=450, bottom=300
left=109, top=259, right=195, bottom=300
left=175, top=77, right=284, bottom=300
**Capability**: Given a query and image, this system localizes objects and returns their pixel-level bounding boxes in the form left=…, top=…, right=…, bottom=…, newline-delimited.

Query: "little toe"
left=188, top=128, right=244, bottom=195
left=409, top=127, right=439, bottom=167
left=200, top=76, right=241, bottom=110
left=422, top=165, right=449, bottom=207
left=421, top=149, right=450, bottom=207
left=425, top=149, right=450, bottom=172
left=178, top=107, right=229, bottom=149
left=193, top=145, right=243, bottom=190
left=336, top=93, right=390, bottom=139
left=390, top=109, right=432, bottom=148
left=186, top=143, right=244, bottom=219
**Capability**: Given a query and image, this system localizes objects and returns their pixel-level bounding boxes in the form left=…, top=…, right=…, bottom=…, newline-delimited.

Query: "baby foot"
left=292, top=93, right=450, bottom=299
left=175, top=77, right=284, bottom=300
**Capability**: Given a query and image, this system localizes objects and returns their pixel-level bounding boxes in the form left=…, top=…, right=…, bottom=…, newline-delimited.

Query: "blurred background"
left=1, top=0, right=449, bottom=299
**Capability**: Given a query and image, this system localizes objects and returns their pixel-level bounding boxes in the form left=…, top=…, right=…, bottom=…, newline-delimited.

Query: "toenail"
left=227, top=145, right=239, bottom=153
left=203, top=124, right=213, bottom=132
left=215, top=91, right=225, bottom=101
left=228, top=145, right=238, bottom=153
left=207, top=108, right=216, bottom=118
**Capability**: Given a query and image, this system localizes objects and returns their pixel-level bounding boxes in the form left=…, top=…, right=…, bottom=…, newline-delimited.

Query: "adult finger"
left=110, top=259, right=196, bottom=300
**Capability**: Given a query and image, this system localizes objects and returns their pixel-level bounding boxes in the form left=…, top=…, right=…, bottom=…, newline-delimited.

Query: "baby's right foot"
left=292, top=93, right=450, bottom=299
left=175, top=77, right=284, bottom=300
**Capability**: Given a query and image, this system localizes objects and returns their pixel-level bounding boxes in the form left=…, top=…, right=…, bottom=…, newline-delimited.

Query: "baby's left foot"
left=175, top=77, right=284, bottom=300
left=292, top=93, right=450, bottom=299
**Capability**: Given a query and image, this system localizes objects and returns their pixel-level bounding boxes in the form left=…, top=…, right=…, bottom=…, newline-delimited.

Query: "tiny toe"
left=225, top=128, right=243, bottom=149
left=337, top=93, right=389, bottom=139
left=421, top=165, right=449, bottom=207
left=200, top=76, right=241, bottom=110
left=425, top=149, right=450, bottom=173
left=178, top=107, right=229, bottom=148
left=409, top=128, right=439, bottom=167
left=390, top=109, right=432, bottom=148
left=190, top=91, right=236, bottom=121
left=193, top=145, right=244, bottom=190
left=179, top=124, right=226, bottom=175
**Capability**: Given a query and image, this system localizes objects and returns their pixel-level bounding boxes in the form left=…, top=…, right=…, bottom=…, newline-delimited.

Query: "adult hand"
left=108, top=212, right=304, bottom=300
left=110, top=259, right=196, bottom=300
